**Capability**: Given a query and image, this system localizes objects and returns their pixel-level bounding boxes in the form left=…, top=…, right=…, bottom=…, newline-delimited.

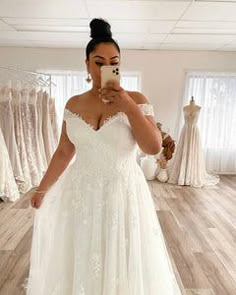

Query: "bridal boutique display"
left=41, top=90, right=58, bottom=165
left=168, top=98, right=219, bottom=188
left=0, top=126, right=20, bottom=202
left=0, top=66, right=60, bottom=194
left=24, top=103, right=182, bottom=295
left=11, top=85, right=33, bottom=190
left=0, top=85, right=24, bottom=188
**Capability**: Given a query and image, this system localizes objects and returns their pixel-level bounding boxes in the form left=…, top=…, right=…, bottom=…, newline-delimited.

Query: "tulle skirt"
left=24, top=162, right=182, bottom=294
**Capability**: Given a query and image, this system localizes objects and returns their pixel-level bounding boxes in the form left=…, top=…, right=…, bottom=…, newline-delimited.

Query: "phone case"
left=101, top=65, right=120, bottom=88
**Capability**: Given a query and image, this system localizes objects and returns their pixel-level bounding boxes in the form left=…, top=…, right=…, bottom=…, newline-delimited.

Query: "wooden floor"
left=0, top=175, right=236, bottom=295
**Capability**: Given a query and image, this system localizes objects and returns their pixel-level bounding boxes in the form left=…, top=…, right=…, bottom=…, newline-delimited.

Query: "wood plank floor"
left=0, top=175, right=235, bottom=295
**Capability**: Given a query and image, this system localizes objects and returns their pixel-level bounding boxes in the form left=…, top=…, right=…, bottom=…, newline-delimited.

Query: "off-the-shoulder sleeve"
left=138, top=103, right=155, bottom=116
left=63, top=108, right=71, bottom=121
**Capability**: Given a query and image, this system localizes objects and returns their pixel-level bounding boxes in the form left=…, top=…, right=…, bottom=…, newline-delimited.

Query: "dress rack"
left=0, top=66, right=56, bottom=97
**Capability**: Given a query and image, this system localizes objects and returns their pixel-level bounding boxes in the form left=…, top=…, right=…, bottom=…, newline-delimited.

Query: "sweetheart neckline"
left=64, top=108, right=125, bottom=133
left=64, top=103, right=153, bottom=133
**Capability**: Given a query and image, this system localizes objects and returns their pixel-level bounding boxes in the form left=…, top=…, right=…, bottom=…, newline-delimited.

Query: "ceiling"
left=1, top=0, right=236, bottom=51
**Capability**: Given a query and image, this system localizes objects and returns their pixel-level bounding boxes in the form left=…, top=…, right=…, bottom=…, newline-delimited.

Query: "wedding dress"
left=24, top=103, right=182, bottom=295
left=0, top=126, right=20, bottom=202
left=49, top=96, right=59, bottom=148
left=42, top=91, right=57, bottom=164
left=0, top=86, right=24, bottom=189
left=11, top=86, right=32, bottom=192
left=21, top=88, right=42, bottom=186
left=36, top=90, right=48, bottom=170
left=28, top=88, right=46, bottom=177
left=168, top=105, right=219, bottom=187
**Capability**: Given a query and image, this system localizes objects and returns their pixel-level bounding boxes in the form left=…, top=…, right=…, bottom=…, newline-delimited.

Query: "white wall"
left=1, top=47, right=236, bottom=139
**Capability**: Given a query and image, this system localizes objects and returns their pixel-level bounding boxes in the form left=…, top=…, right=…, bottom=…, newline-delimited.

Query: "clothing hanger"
left=0, top=66, right=56, bottom=97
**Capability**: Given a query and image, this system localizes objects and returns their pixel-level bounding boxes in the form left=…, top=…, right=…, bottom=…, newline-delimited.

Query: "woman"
left=25, top=18, right=182, bottom=295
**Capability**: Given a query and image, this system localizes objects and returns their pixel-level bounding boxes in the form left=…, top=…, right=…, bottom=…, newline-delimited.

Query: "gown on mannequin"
left=24, top=103, right=182, bottom=295
left=168, top=104, right=219, bottom=187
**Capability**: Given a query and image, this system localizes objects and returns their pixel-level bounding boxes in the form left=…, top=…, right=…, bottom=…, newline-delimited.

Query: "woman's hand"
left=31, top=191, right=45, bottom=209
left=100, top=80, right=134, bottom=113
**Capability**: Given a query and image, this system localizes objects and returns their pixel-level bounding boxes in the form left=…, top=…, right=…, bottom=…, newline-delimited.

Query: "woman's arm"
left=125, top=91, right=162, bottom=155
left=101, top=81, right=162, bottom=155
left=35, top=120, right=75, bottom=193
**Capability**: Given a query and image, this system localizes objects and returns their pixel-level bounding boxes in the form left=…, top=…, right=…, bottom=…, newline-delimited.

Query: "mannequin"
left=168, top=96, right=219, bottom=188
left=183, top=96, right=201, bottom=111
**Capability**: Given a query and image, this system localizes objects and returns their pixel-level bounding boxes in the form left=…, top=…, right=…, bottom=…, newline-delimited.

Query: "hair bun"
left=90, top=18, right=112, bottom=39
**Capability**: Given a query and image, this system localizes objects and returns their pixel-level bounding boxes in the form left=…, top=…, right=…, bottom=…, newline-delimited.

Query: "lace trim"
left=63, top=108, right=124, bottom=132
left=138, top=103, right=155, bottom=116
left=63, top=103, right=154, bottom=122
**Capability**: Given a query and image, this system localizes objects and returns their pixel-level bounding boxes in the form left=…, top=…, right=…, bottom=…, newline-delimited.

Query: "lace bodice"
left=63, top=103, right=155, bottom=178
left=183, top=106, right=201, bottom=126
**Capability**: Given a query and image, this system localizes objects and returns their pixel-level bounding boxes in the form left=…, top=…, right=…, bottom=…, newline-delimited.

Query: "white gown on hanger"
left=49, top=96, right=60, bottom=147
left=21, top=88, right=42, bottom=187
left=28, top=88, right=46, bottom=177
left=168, top=106, right=219, bottom=187
left=24, top=103, right=182, bottom=295
left=12, top=86, right=32, bottom=192
left=0, top=86, right=24, bottom=189
left=36, top=89, right=48, bottom=170
left=42, top=91, right=57, bottom=164
left=0, top=126, right=20, bottom=202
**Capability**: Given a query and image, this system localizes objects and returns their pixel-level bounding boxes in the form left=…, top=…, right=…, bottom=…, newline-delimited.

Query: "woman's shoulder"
left=127, top=91, right=155, bottom=120
left=65, top=92, right=89, bottom=109
left=126, top=90, right=150, bottom=105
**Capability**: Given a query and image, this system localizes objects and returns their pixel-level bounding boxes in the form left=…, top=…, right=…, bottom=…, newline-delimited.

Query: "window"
left=50, top=70, right=141, bottom=129
left=183, top=72, right=236, bottom=173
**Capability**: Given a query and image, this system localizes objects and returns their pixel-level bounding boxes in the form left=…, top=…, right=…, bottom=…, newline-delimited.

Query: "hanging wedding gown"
left=28, top=88, right=46, bottom=177
left=42, top=91, right=57, bottom=164
left=24, top=103, right=182, bottom=295
left=21, top=88, right=43, bottom=187
left=36, top=89, right=48, bottom=170
left=49, top=96, right=60, bottom=147
left=0, top=126, right=20, bottom=202
left=12, top=85, right=32, bottom=192
left=0, top=86, right=24, bottom=189
left=168, top=106, right=219, bottom=187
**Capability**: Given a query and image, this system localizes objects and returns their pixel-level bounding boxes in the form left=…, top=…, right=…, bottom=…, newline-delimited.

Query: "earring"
left=86, top=72, right=92, bottom=83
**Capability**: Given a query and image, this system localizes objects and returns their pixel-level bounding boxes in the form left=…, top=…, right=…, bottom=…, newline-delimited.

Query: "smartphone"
left=101, top=65, right=120, bottom=88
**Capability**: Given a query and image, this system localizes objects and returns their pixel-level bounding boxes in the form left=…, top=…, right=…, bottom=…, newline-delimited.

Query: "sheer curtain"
left=50, top=71, right=141, bottom=129
left=182, top=72, right=236, bottom=174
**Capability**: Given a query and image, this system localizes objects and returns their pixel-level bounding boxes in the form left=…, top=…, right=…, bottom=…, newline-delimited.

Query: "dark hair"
left=86, top=18, right=120, bottom=60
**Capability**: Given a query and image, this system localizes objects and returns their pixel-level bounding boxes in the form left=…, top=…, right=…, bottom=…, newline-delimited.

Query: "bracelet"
left=35, top=189, right=47, bottom=194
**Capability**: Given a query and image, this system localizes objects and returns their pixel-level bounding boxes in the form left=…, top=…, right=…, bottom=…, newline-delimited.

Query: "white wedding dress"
left=0, top=126, right=20, bottom=202
left=0, top=86, right=24, bottom=189
left=12, top=86, right=32, bottom=192
left=24, top=103, right=182, bottom=295
left=168, top=106, right=219, bottom=187
left=42, top=91, right=57, bottom=164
